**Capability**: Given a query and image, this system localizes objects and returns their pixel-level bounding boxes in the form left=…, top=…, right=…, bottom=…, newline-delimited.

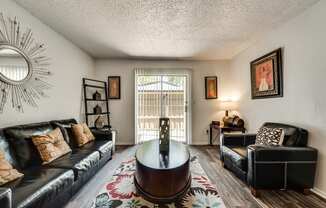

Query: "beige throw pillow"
left=32, top=128, right=72, bottom=164
left=0, top=150, right=24, bottom=185
left=71, top=123, right=95, bottom=147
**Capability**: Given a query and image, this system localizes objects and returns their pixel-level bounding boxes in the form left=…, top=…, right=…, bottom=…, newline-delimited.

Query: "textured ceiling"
left=14, top=0, right=318, bottom=60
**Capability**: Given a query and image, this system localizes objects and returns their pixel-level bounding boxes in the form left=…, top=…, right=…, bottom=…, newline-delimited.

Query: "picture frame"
left=250, top=48, right=283, bottom=99
left=205, top=76, right=218, bottom=99
left=108, top=76, right=121, bottom=99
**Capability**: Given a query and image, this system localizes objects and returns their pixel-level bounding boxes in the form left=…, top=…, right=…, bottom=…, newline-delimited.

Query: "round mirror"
left=0, top=45, right=31, bottom=84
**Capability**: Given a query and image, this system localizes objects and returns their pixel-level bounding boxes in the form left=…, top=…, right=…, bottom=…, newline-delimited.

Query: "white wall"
left=0, top=0, right=95, bottom=127
left=229, top=0, right=326, bottom=196
left=95, top=59, right=230, bottom=145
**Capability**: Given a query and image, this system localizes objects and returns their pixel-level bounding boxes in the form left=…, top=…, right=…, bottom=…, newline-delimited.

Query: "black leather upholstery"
left=220, top=122, right=317, bottom=192
left=51, top=119, right=77, bottom=147
left=0, top=118, right=114, bottom=208
left=4, top=122, right=54, bottom=169
left=262, top=122, right=308, bottom=147
left=45, top=150, right=100, bottom=179
left=0, top=188, right=12, bottom=208
left=3, top=168, right=74, bottom=208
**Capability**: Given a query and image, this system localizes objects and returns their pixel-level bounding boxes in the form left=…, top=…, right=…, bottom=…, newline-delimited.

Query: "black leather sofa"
left=0, top=119, right=114, bottom=208
left=220, top=122, right=318, bottom=196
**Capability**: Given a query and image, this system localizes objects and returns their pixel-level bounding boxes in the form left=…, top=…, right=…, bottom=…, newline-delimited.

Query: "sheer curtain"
left=134, top=68, right=191, bottom=144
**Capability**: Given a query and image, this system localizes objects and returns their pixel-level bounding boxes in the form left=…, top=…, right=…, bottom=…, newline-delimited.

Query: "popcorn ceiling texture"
left=14, top=0, right=318, bottom=60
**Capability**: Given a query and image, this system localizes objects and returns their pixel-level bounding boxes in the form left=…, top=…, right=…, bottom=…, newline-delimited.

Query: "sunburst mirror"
left=0, top=13, right=51, bottom=113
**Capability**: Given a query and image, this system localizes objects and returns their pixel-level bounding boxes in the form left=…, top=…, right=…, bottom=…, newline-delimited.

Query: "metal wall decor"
left=0, top=13, right=51, bottom=112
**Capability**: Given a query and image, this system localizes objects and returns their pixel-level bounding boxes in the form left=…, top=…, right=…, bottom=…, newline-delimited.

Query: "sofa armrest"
left=247, top=145, right=318, bottom=189
left=91, top=129, right=112, bottom=141
left=221, top=133, right=256, bottom=147
left=0, top=188, right=12, bottom=208
left=248, top=145, right=318, bottom=162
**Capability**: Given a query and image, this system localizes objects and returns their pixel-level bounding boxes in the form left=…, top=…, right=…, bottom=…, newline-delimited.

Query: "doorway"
left=135, top=73, right=190, bottom=144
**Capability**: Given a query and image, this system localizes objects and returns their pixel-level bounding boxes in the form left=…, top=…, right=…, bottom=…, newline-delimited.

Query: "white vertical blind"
left=135, top=68, right=191, bottom=144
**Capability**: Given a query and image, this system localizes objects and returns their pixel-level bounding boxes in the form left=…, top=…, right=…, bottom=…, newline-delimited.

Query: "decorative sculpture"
left=159, top=118, right=170, bottom=155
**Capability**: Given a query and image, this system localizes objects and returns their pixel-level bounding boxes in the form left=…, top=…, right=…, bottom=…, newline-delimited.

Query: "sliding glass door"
left=135, top=73, right=189, bottom=144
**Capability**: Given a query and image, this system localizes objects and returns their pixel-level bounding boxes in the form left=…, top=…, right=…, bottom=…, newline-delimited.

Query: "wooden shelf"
left=86, top=99, right=107, bottom=101
left=86, top=112, right=110, bottom=116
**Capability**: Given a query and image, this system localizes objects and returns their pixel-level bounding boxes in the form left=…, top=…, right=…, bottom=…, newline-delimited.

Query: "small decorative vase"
left=94, top=116, right=105, bottom=129
left=93, top=91, right=101, bottom=100
left=93, top=105, right=102, bottom=114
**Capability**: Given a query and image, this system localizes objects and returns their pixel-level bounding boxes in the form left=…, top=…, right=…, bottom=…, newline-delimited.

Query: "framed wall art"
left=108, top=76, right=120, bottom=99
left=205, top=76, right=218, bottom=99
left=250, top=48, right=283, bottom=99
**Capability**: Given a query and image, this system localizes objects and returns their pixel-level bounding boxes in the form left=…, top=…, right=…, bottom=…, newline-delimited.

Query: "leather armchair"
left=0, top=188, right=11, bottom=208
left=220, top=122, right=318, bottom=197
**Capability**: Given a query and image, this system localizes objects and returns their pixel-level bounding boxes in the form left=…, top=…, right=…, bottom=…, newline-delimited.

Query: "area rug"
left=91, top=156, right=226, bottom=208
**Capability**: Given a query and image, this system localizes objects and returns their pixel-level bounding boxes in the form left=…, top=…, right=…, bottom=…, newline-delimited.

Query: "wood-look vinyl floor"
left=65, top=145, right=326, bottom=208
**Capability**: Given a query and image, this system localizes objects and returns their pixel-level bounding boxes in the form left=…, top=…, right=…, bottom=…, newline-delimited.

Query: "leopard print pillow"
left=255, top=127, right=285, bottom=146
left=32, top=128, right=72, bottom=164
left=71, top=123, right=95, bottom=147
left=0, top=150, right=23, bottom=185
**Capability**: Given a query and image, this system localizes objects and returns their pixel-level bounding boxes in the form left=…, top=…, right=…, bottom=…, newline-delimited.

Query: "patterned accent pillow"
left=0, top=150, right=23, bottom=185
left=32, top=128, right=72, bottom=164
left=255, top=127, right=285, bottom=146
left=71, top=123, right=95, bottom=147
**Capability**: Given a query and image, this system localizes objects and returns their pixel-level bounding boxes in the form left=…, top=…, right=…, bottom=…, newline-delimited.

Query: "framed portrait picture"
left=205, top=76, right=218, bottom=99
left=108, top=76, right=120, bottom=99
left=250, top=48, right=283, bottom=99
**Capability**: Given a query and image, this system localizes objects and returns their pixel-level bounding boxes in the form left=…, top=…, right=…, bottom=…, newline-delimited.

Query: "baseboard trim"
left=116, top=143, right=135, bottom=145
left=311, top=188, right=326, bottom=200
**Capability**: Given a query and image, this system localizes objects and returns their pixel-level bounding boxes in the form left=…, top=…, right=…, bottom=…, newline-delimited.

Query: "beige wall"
left=95, top=59, right=231, bottom=145
left=0, top=0, right=95, bottom=127
left=229, top=0, right=326, bottom=197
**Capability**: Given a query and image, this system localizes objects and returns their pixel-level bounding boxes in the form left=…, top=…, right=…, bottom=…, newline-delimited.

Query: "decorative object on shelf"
left=251, top=48, right=283, bottom=99
left=0, top=13, right=51, bottom=113
left=108, top=76, right=120, bottom=99
left=93, top=104, right=102, bottom=114
left=94, top=115, right=105, bottom=129
left=83, top=78, right=111, bottom=129
left=92, top=90, right=101, bottom=100
left=205, top=76, right=218, bottom=99
left=159, top=118, right=170, bottom=156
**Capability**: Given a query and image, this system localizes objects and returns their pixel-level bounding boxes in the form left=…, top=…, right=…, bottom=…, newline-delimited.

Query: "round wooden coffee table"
left=134, top=140, right=191, bottom=204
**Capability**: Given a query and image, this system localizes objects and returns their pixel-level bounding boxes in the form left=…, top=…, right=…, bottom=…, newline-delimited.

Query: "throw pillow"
left=32, top=128, right=72, bottom=164
left=0, top=150, right=24, bottom=185
left=71, top=123, right=95, bottom=147
left=255, top=126, right=285, bottom=146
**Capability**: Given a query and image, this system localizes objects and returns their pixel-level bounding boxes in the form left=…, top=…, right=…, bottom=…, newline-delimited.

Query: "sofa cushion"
left=222, top=146, right=248, bottom=172
left=71, top=123, right=95, bottom=147
left=0, top=150, right=23, bottom=185
left=32, top=128, right=72, bottom=165
left=51, top=119, right=78, bottom=147
left=262, top=122, right=308, bottom=147
left=45, top=150, right=100, bottom=180
left=4, top=122, right=54, bottom=169
left=2, top=167, right=74, bottom=208
left=256, top=126, right=284, bottom=146
left=81, top=140, right=113, bottom=158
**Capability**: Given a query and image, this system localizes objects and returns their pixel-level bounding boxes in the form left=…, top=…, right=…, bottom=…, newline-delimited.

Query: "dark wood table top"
left=135, top=140, right=190, bottom=170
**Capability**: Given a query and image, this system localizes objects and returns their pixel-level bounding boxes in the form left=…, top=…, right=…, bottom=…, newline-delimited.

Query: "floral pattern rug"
left=91, top=156, right=226, bottom=208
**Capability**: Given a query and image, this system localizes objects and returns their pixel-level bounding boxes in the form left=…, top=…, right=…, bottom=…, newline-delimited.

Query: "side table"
left=209, top=123, right=246, bottom=145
